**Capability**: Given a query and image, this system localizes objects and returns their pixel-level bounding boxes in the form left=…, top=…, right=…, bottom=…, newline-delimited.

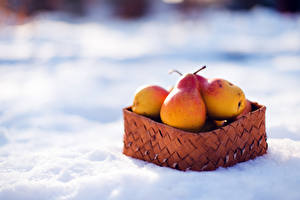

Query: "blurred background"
left=0, top=0, right=300, bottom=22
left=0, top=0, right=299, bottom=131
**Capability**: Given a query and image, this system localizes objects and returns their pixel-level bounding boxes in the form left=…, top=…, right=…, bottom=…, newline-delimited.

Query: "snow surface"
left=1, top=7, right=300, bottom=200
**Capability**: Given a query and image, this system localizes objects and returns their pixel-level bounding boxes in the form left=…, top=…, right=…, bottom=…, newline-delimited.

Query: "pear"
left=169, top=66, right=208, bottom=94
left=202, top=78, right=246, bottom=120
left=195, top=74, right=208, bottom=94
left=160, top=74, right=206, bottom=131
left=132, top=85, right=169, bottom=119
left=214, top=120, right=227, bottom=127
left=236, top=99, right=252, bottom=119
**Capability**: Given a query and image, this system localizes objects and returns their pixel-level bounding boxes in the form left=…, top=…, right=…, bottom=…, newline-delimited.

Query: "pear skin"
left=236, top=99, right=252, bottom=119
left=132, top=85, right=169, bottom=119
left=202, top=78, right=246, bottom=120
left=160, top=74, right=206, bottom=131
left=214, top=120, right=226, bottom=127
left=195, top=74, right=208, bottom=94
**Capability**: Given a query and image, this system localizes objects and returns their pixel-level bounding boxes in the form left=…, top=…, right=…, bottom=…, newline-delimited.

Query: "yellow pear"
left=202, top=78, right=246, bottom=120
left=160, top=74, right=206, bottom=131
left=132, top=85, right=169, bottom=118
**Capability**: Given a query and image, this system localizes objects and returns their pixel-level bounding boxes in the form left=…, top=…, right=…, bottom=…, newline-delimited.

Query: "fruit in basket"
left=132, top=85, right=169, bottom=118
left=169, top=66, right=208, bottom=94
left=200, top=119, right=217, bottom=132
left=193, top=67, right=209, bottom=94
left=202, top=78, right=246, bottom=120
left=236, top=99, right=252, bottom=119
left=195, top=74, right=208, bottom=93
left=160, top=73, right=206, bottom=131
left=214, top=120, right=226, bottom=127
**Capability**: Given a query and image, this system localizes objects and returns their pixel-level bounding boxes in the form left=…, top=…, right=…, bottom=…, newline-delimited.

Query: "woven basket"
left=123, top=102, right=267, bottom=171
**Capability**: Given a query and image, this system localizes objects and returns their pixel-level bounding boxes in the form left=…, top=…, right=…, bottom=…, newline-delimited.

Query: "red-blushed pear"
left=169, top=66, right=209, bottom=95
left=236, top=99, right=252, bottom=119
left=195, top=74, right=208, bottom=94
left=194, top=67, right=209, bottom=94
left=202, top=78, right=247, bottom=120
left=160, top=73, right=207, bottom=132
left=132, top=85, right=169, bottom=119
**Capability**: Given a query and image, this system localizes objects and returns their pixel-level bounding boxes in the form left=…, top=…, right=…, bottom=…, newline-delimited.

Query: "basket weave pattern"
left=123, top=103, right=267, bottom=171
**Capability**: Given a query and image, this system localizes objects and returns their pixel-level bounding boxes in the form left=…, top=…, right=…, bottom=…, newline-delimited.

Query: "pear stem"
left=168, top=69, right=183, bottom=76
left=193, top=66, right=206, bottom=74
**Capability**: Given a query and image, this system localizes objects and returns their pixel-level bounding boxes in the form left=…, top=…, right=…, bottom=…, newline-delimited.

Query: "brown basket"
left=123, top=102, right=267, bottom=171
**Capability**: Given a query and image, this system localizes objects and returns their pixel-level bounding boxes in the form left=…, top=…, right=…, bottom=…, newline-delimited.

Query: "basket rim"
left=123, top=101, right=266, bottom=137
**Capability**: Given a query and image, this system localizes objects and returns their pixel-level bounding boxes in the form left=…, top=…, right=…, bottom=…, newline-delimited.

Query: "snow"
left=1, top=7, right=300, bottom=200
